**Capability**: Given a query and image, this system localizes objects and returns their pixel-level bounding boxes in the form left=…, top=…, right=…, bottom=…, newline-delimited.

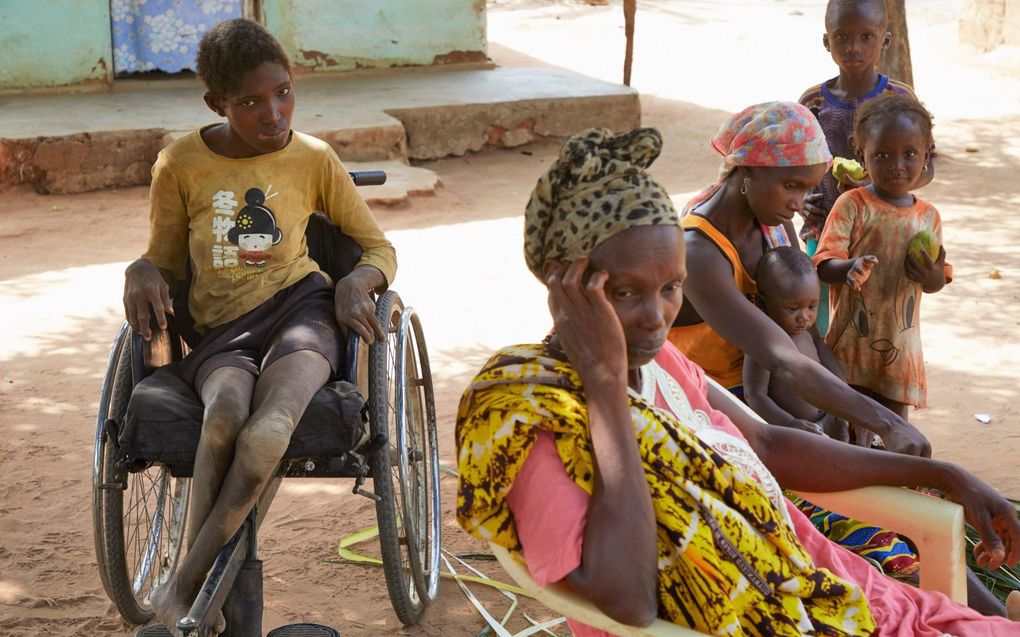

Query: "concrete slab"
left=0, top=67, right=638, bottom=194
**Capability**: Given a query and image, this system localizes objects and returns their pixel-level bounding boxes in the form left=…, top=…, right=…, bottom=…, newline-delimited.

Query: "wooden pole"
left=877, top=0, right=914, bottom=86
left=623, top=0, right=636, bottom=86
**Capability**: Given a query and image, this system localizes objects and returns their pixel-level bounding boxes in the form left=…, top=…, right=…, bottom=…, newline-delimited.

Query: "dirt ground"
left=2, top=1, right=1020, bottom=635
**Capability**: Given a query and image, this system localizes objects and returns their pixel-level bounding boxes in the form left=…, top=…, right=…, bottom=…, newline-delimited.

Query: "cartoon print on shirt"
left=227, top=187, right=282, bottom=267
left=845, top=275, right=921, bottom=367
left=848, top=291, right=898, bottom=365
left=895, top=274, right=920, bottom=333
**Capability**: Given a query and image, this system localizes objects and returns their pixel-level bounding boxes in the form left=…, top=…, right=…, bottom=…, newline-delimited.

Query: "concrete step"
left=0, top=67, right=638, bottom=194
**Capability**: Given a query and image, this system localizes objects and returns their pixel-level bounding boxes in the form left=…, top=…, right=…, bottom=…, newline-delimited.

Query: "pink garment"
left=507, top=342, right=1019, bottom=637
left=508, top=431, right=612, bottom=637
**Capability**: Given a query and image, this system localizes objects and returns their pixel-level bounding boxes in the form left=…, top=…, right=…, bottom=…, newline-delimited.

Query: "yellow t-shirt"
left=142, top=127, right=397, bottom=332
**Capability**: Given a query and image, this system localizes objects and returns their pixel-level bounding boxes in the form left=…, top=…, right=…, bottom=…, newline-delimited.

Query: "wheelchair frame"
left=91, top=179, right=440, bottom=633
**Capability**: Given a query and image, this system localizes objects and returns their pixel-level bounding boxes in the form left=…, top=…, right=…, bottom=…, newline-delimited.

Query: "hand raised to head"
left=545, top=258, right=628, bottom=387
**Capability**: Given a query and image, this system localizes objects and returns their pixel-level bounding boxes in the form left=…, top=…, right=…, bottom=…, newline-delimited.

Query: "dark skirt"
left=179, top=272, right=341, bottom=393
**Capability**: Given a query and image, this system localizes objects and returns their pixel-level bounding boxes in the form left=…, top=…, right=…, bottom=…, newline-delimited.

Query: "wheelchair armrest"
left=135, top=316, right=187, bottom=377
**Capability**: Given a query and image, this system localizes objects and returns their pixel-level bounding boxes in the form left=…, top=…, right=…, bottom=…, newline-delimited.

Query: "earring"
left=923, top=163, right=928, bottom=171
left=740, top=176, right=750, bottom=195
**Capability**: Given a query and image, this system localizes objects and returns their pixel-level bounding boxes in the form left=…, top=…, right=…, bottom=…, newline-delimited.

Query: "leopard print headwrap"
left=524, top=127, right=679, bottom=279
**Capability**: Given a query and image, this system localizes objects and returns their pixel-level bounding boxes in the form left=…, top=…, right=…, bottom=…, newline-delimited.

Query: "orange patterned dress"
left=814, top=188, right=951, bottom=408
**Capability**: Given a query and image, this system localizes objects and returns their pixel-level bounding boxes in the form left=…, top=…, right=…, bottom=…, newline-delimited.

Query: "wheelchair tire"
left=369, top=291, right=430, bottom=625
left=92, top=323, right=191, bottom=625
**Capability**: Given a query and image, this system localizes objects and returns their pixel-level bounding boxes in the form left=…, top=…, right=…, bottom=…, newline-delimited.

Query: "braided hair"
left=853, top=93, right=934, bottom=153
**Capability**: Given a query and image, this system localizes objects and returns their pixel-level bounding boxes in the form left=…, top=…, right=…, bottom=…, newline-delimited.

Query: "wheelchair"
left=91, top=172, right=441, bottom=636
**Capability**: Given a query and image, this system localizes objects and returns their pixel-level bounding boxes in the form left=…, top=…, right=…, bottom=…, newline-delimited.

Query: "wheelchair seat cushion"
left=120, top=363, right=368, bottom=475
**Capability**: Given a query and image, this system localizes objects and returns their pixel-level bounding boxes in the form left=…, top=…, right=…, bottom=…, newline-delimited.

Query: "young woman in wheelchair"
left=122, top=19, right=396, bottom=630
left=456, top=128, right=1020, bottom=636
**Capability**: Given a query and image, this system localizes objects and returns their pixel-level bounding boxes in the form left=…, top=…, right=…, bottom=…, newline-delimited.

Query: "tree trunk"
left=878, top=0, right=914, bottom=86
left=623, top=0, right=636, bottom=86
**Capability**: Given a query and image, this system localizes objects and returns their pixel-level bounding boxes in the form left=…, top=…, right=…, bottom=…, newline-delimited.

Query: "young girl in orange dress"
left=814, top=93, right=950, bottom=421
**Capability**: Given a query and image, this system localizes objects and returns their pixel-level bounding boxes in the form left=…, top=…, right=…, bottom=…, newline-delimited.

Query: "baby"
left=743, top=247, right=849, bottom=441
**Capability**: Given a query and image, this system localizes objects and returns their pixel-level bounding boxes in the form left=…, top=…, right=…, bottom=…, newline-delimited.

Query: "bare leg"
left=152, top=351, right=329, bottom=632
left=188, top=367, right=256, bottom=547
left=848, top=385, right=877, bottom=447
left=874, top=394, right=909, bottom=422
left=849, top=386, right=910, bottom=445
left=967, top=570, right=1006, bottom=617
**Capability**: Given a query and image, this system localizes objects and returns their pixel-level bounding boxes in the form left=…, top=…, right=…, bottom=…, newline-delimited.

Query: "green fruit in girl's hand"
left=908, top=230, right=940, bottom=262
left=832, top=157, right=867, bottom=185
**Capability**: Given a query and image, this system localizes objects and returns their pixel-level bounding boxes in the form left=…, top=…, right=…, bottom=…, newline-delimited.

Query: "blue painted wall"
left=0, top=1, right=113, bottom=90
left=263, top=0, right=487, bottom=72
left=0, top=0, right=485, bottom=89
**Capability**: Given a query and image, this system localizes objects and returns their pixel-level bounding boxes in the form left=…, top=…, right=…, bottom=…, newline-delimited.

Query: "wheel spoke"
left=95, top=325, right=191, bottom=623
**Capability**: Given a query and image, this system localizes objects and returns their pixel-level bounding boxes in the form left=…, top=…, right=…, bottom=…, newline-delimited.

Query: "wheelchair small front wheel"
left=91, top=322, right=190, bottom=624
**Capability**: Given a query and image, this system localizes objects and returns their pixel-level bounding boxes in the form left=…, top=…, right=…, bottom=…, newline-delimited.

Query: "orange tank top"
left=668, top=215, right=758, bottom=390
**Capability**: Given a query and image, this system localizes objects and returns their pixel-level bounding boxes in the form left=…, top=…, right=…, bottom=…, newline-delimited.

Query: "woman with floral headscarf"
left=668, top=102, right=929, bottom=457
left=456, top=125, right=1020, bottom=637
left=670, top=102, right=1017, bottom=617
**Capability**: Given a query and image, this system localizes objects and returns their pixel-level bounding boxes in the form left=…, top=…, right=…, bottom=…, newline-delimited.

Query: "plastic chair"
left=488, top=377, right=967, bottom=636
left=710, top=376, right=967, bottom=604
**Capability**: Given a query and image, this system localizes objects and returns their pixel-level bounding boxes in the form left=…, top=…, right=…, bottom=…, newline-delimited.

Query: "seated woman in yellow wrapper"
left=455, top=127, right=1020, bottom=637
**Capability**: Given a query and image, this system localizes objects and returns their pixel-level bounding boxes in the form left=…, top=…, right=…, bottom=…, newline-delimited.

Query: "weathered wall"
left=0, top=1, right=113, bottom=90
left=263, top=0, right=487, bottom=72
left=960, top=0, right=1020, bottom=50
left=0, top=1, right=485, bottom=89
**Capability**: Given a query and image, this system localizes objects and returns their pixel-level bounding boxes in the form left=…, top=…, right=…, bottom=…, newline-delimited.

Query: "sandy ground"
left=2, top=1, right=1020, bottom=635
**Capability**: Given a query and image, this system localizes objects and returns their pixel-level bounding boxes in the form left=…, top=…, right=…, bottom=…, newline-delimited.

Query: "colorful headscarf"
left=523, top=127, right=679, bottom=280
left=711, top=101, right=832, bottom=181
left=685, top=101, right=832, bottom=216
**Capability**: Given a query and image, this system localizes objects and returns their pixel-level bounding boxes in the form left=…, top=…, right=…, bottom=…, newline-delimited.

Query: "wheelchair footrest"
left=134, top=626, right=174, bottom=637
left=267, top=624, right=340, bottom=637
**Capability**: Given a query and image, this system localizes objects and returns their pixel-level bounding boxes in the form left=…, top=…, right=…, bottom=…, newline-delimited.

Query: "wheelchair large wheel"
left=92, top=323, right=191, bottom=624
left=369, top=291, right=440, bottom=625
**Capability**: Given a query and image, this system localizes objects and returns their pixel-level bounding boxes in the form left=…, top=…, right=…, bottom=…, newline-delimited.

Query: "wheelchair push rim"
left=92, top=322, right=191, bottom=624
left=368, top=291, right=440, bottom=625
left=394, top=307, right=441, bottom=602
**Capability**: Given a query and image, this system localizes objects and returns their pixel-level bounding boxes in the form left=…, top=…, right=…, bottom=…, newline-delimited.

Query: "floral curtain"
left=111, top=0, right=242, bottom=75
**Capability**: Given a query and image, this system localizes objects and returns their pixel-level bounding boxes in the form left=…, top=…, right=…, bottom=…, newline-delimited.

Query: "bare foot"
left=150, top=576, right=191, bottom=635
left=1007, top=590, right=1020, bottom=622
left=150, top=577, right=228, bottom=635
